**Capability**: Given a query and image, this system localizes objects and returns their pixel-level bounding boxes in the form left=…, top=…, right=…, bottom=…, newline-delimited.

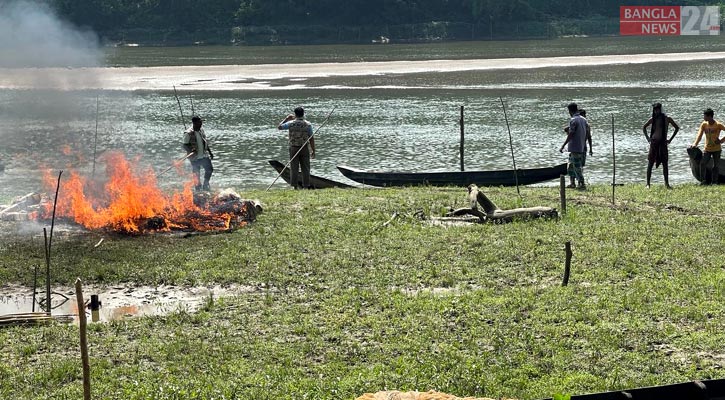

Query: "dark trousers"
left=190, top=157, right=213, bottom=189
left=702, top=150, right=721, bottom=184
left=289, top=145, right=311, bottom=189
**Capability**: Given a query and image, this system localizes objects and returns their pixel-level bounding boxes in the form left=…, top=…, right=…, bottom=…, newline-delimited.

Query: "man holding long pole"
left=182, top=115, right=214, bottom=191
left=278, top=107, right=315, bottom=189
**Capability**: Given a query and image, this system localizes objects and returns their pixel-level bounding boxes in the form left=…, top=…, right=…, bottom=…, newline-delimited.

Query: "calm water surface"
left=1, top=37, right=725, bottom=202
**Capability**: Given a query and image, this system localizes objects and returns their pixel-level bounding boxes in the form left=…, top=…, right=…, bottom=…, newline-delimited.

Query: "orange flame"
left=39, top=152, right=247, bottom=233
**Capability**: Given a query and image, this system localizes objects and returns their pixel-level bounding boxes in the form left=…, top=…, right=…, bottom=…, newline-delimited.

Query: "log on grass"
left=0, top=312, right=54, bottom=327
left=487, top=206, right=558, bottom=223
left=445, top=184, right=558, bottom=223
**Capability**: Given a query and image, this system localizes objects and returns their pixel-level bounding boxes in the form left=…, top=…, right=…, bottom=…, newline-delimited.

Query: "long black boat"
left=541, top=378, right=725, bottom=400
left=268, top=160, right=353, bottom=189
left=336, top=163, right=568, bottom=187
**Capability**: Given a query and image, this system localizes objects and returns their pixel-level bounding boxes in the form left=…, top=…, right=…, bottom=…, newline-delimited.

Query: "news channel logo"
left=620, top=6, right=720, bottom=36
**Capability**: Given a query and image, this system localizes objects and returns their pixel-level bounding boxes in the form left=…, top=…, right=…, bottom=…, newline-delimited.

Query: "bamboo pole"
left=173, top=85, right=187, bottom=130
left=49, top=170, right=62, bottom=248
left=91, top=95, right=99, bottom=179
left=43, top=228, right=50, bottom=314
left=91, top=96, right=99, bottom=178
left=460, top=105, right=465, bottom=172
left=158, top=152, right=195, bottom=176
left=499, top=97, right=520, bottom=198
left=611, top=114, right=616, bottom=204
left=75, top=278, right=91, bottom=400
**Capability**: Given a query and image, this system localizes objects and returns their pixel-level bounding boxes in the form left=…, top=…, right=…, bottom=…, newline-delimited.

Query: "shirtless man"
left=643, top=103, right=679, bottom=188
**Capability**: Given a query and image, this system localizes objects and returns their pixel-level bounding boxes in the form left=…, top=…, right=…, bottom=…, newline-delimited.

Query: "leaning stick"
left=48, top=170, right=62, bottom=253
left=92, top=95, right=99, bottom=179
left=173, top=85, right=187, bottom=130
left=611, top=114, right=616, bottom=204
left=158, top=152, right=195, bottom=176
left=266, top=106, right=337, bottom=191
left=75, top=278, right=91, bottom=400
left=44, top=170, right=63, bottom=315
left=43, top=228, right=50, bottom=314
left=500, top=97, right=521, bottom=198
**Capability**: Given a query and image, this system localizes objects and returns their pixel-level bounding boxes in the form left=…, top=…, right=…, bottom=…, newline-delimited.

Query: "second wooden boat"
left=336, top=163, right=568, bottom=187
left=268, top=160, right=353, bottom=189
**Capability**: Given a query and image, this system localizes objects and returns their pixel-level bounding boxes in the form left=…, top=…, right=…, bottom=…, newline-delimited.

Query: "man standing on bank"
left=278, top=107, right=315, bottom=189
left=691, top=108, right=725, bottom=185
left=642, top=102, right=680, bottom=189
left=182, top=115, right=214, bottom=191
left=559, top=102, right=588, bottom=189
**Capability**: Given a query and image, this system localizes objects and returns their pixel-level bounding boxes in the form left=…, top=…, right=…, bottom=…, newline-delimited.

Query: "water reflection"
left=0, top=285, right=251, bottom=323
left=1, top=51, right=724, bottom=202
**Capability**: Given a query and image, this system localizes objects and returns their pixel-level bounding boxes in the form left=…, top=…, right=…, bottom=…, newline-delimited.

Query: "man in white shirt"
left=182, top=115, right=214, bottom=191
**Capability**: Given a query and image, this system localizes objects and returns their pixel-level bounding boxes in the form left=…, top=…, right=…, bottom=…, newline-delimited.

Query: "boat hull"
left=686, top=146, right=725, bottom=184
left=268, top=160, right=352, bottom=189
left=543, top=378, right=725, bottom=400
left=336, top=163, right=568, bottom=187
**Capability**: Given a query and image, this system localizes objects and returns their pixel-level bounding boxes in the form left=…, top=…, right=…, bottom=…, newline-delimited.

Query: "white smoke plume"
left=0, top=0, right=102, bottom=68
left=0, top=1, right=108, bottom=203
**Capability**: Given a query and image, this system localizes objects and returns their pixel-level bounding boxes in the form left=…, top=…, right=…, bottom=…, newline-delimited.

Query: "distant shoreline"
left=2, top=51, right=725, bottom=91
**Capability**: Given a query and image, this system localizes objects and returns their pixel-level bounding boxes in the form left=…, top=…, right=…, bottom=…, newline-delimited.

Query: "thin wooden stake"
left=559, top=175, right=566, bottom=215
left=91, top=95, right=99, bottom=179
left=173, top=85, right=187, bottom=130
left=43, top=228, right=50, bottom=315
left=49, top=170, right=62, bottom=248
left=31, top=264, right=38, bottom=312
left=75, top=278, right=91, bottom=400
left=611, top=114, right=616, bottom=204
left=500, top=97, right=520, bottom=198
left=43, top=170, right=63, bottom=315
left=562, top=241, right=572, bottom=286
left=460, top=105, right=465, bottom=172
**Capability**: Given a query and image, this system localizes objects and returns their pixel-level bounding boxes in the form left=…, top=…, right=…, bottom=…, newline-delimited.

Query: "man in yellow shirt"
left=691, top=108, right=725, bottom=184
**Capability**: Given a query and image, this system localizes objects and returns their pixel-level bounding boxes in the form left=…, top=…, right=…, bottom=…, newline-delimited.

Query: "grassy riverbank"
left=1, top=184, right=724, bottom=400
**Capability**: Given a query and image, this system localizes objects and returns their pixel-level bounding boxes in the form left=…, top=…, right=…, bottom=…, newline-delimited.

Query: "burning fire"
left=38, top=152, right=254, bottom=233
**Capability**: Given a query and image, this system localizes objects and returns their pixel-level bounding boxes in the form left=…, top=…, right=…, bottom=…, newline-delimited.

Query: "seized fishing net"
left=355, top=390, right=516, bottom=400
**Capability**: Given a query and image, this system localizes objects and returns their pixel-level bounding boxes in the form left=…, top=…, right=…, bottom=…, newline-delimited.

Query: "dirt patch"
left=0, top=283, right=256, bottom=323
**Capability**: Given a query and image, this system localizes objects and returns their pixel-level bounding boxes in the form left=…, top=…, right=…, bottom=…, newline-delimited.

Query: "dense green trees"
left=43, top=0, right=723, bottom=45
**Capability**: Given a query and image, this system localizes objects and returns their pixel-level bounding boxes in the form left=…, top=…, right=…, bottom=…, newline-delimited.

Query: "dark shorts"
left=648, top=140, right=668, bottom=168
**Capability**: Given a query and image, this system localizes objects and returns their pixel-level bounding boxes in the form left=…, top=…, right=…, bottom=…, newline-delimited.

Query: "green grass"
left=1, top=184, right=724, bottom=399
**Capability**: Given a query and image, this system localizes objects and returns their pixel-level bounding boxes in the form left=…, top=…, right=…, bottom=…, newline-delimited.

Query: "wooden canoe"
left=336, top=163, right=568, bottom=187
left=542, top=378, right=725, bottom=399
left=687, top=146, right=725, bottom=184
left=268, top=160, right=353, bottom=189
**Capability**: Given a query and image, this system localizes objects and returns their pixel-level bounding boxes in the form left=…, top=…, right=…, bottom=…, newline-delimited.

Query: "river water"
left=1, top=36, right=725, bottom=201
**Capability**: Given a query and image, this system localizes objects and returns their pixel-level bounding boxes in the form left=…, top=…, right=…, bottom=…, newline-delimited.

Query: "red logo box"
left=620, top=6, right=681, bottom=35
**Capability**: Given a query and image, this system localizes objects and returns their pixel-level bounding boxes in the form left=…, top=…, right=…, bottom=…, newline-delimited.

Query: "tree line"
left=44, top=0, right=724, bottom=45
